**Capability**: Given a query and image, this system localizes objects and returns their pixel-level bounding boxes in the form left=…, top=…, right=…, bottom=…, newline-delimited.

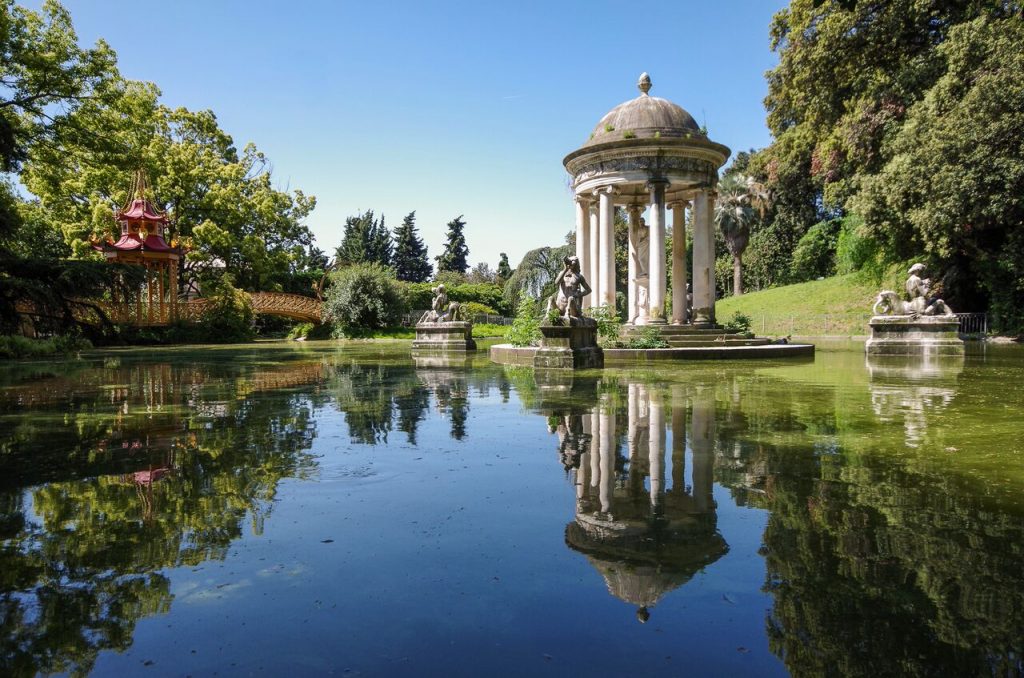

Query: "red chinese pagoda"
left=94, top=170, right=183, bottom=324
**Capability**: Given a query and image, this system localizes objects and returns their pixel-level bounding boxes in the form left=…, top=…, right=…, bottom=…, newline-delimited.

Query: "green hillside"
left=715, top=273, right=886, bottom=337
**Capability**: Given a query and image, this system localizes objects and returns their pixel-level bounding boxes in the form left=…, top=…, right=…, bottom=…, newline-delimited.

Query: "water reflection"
left=542, top=378, right=727, bottom=621
left=0, top=357, right=325, bottom=676
left=866, top=353, right=964, bottom=448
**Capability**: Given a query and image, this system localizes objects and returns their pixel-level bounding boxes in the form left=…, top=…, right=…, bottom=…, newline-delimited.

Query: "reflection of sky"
left=80, top=375, right=784, bottom=677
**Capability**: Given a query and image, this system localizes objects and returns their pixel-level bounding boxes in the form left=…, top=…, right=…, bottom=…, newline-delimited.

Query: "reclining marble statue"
left=413, top=283, right=475, bottom=351
left=545, top=256, right=596, bottom=327
left=873, top=263, right=954, bottom=317
left=419, top=284, right=463, bottom=323
left=866, top=263, right=962, bottom=356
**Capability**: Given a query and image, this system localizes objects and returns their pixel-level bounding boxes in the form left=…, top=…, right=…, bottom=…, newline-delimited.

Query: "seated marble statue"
left=545, top=255, right=594, bottom=325
left=418, top=284, right=462, bottom=323
left=873, top=263, right=954, bottom=317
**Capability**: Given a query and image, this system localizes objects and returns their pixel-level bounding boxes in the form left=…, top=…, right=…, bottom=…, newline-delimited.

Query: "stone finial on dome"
left=638, top=72, right=652, bottom=95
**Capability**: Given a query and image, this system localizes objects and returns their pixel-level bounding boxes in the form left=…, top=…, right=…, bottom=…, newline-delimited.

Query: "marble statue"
left=873, top=264, right=954, bottom=317
left=545, top=255, right=593, bottom=324
left=631, top=218, right=650, bottom=322
left=419, top=284, right=462, bottom=323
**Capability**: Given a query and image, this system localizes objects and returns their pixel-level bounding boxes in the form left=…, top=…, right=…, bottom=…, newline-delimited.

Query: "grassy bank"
left=715, top=272, right=897, bottom=337
left=329, top=323, right=509, bottom=340
left=0, top=335, right=92, bottom=360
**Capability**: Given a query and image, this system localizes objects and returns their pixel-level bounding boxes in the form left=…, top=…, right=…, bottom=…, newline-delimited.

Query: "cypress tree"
left=435, top=215, right=469, bottom=275
left=497, top=252, right=513, bottom=282
left=336, top=210, right=392, bottom=267
left=392, top=211, right=432, bottom=282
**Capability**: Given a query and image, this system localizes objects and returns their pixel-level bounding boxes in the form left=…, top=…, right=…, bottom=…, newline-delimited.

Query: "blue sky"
left=50, top=0, right=786, bottom=269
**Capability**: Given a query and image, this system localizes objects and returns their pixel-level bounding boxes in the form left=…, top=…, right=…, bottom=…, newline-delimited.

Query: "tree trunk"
left=733, top=254, right=743, bottom=296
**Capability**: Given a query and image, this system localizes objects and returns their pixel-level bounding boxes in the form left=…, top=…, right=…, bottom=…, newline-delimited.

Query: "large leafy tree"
left=22, top=78, right=318, bottom=296
left=756, top=0, right=1023, bottom=328
left=391, top=211, right=431, bottom=282
left=0, top=0, right=143, bottom=333
left=853, top=17, right=1024, bottom=331
left=435, top=215, right=469, bottom=275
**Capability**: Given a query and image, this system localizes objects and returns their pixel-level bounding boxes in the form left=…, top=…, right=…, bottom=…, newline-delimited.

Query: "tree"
left=323, top=262, right=406, bottom=335
left=466, top=262, right=496, bottom=284
left=22, top=78, right=318, bottom=297
left=0, top=0, right=135, bottom=334
left=391, top=211, right=431, bottom=282
left=852, top=16, right=1024, bottom=331
left=435, top=215, right=469, bottom=274
left=497, top=252, right=513, bottom=283
left=715, top=174, right=763, bottom=295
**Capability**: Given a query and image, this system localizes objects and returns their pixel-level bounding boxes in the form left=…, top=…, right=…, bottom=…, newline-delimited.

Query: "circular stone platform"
left=490, top=343, right=814, bottom=366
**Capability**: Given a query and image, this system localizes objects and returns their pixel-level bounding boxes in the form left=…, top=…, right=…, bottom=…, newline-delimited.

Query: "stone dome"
left=584, top=73, right=702, bottom=147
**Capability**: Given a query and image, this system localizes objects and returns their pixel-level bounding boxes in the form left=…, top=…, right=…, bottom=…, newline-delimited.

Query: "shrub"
left=585, top=304, right=621, bottom=346
left=625, top=326, right=669, bottom=349
left=790, top=219, right=842, bottom=282
left=461, top=301, right=499, bottom=317
left=507, top=297, right=541, bottom=347
left=324, top=263, right=407, bottom=336
left=195, top=276, right=256, bottom=342
left=399, top=281, right=507, bottom=315
left=835, top=214, right=883, bottom=277
left=0, top=334, right=91, bottom=359
left=723, top=311, right=753, bottom=334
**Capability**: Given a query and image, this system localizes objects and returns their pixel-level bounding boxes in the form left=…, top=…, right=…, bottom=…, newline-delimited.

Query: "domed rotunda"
left=563, top=73, right=730, bottom=326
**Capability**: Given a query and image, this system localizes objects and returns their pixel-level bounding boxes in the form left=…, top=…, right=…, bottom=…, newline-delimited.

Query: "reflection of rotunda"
left=564, top=73, right=730, bottom=326
left=552, top=383, right=727, bottom=619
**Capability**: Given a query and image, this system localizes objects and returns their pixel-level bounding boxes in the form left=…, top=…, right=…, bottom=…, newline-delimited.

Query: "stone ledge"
left=489, top=343, right=814, bottom=365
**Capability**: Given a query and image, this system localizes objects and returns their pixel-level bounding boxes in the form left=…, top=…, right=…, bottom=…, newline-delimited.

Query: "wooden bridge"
left=16, top=291, right=323, bottom=328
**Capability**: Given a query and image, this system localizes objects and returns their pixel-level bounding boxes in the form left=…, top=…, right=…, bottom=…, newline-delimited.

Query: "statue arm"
left=578, top=275, right=591, bottom=298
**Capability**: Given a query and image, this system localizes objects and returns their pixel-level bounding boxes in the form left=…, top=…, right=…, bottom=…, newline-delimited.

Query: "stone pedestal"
left=534, top=323, right=604, bottom=369
left=865, top=316, right=964, bottom=356
left=412, top=321, right=476, bottom=352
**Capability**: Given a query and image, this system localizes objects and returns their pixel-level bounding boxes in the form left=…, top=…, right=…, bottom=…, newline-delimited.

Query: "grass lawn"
left=715, top=272, right=895, bottom=337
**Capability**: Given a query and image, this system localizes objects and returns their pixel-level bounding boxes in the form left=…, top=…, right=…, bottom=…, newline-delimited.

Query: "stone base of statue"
left=534, top=320, right=603, bottom=369
left=865, top=315, right=964, bottom=356
left=412, top=321, right=476, bottom=352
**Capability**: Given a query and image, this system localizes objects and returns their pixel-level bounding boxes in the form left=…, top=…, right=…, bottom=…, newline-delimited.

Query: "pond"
left=1, top=341, right=1022, bottom=676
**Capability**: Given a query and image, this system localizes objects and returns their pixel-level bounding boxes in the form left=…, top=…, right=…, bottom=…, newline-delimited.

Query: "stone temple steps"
left=619, top=324, right=771, bottom=347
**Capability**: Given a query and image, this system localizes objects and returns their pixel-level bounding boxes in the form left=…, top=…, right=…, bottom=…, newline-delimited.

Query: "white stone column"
left=598, top=403, right=615, bottom=513
left=671, top=201, right=689, bottom=324
left=588, top=202, right=600, bottom=310
left=575, top=195, right=589, bottom=309
left=691, top=387, right=715, bottom=513
left=705, top=191, right=717, bottom=326
left=597, top=187, right=617, bottom=309
left=691, top=190, right=714, bottom=326
left=647, top=181, right=667, bottom=323
left=627, top=205, right=642, bottom=324
left=648, top=391, right=665, bottom=509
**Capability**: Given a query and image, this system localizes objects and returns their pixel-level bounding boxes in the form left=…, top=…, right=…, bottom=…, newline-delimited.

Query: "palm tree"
left=715, top=174, right=767, bottom=296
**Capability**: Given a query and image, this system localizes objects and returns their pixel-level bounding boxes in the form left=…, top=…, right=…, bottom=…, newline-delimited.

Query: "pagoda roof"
left=117, top=197, right=168, bottom=223
left=93, top=232, right=181, bottom=254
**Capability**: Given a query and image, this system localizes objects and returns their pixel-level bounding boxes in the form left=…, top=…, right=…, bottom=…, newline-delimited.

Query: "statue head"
left=435, top=284, right=446, bottom=294
left=909, top=263, right=926, bottom=276
left=636, top=606, right=650, bottom=623
left=565, top=255, right=581, bottom=272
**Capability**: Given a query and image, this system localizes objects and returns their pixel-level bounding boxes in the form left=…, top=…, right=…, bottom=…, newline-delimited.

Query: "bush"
left=507, top=297, right=541, bottom=347
left=461, top=301, right=499, bottom=317
left=625, top=326, right=669, bottom=349
left=791, top=219, right=842, bottom=282
left=399, top=281, right=507, bottom=315
left=324, top=263, right=406, bottom=336
left=0, top=334, right=91, bottom=359
left=286, top=322, right=332, bottom=340
left=585, top=304, right=621, bottom=346
left=835, top=214, right=883, bottom=277
left=195, top=275, right=256, bottom=342
left=723, top=311, right=753, bottom=335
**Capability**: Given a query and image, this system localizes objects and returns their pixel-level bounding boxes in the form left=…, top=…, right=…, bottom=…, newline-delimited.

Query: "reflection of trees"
left=0, top=359, right=322, bottom=677
left=710, top=362, right=1024, bottom=676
